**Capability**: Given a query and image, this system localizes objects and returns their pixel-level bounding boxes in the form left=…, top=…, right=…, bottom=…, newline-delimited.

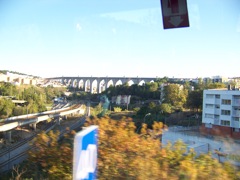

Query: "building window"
left=215, top=95, right=220, bottom=99
left=233, top=117, right=239, bottom=121
left=222, top=99, right=231, bottom=105
left=206, top=94, right=214, bottom=99
left=233, top=107, right=240, bottom=111
left=205, top=113, right=213, bottom=118
left=221, top=120, right=230, bottom=126
left=221, top=110, right=231, bottom=115
left=233, top=95, right=240, bottom=99
left=215, top=105, right=220, bottom=109
left=205, top=104, right=214, bottom=108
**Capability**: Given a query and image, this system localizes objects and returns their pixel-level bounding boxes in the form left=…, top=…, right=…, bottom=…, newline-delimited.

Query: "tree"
left=13, top=106, right=25, bottom=116
left=187, top=90, right=203, bottom=112
left=148, top=101, right=157, bottom=112
left=85, top=116, right=163, bottom=179
left=163, top=84, right=187, bottom=111
left=0, top=98, right=15, bottom=118
left=10, top=165, right=27, bottom=180
left=0, top=82, right=18, bottom=96
left=145, top=82, right=159, bottom=92
left=27, top=130, right=75, bottom=179
left=160, top=103, right=172, bottom=115
left=156, top=76, right=169, bottom=85
left=207, top=82, right=226, bottom=89
left=90, top=104, right=103, bottom=117
left=195, top=78, right=205, bottom=90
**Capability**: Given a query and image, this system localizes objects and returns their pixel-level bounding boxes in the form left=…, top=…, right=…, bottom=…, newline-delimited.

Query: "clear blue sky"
left=0, top=0, right=239, bottom=78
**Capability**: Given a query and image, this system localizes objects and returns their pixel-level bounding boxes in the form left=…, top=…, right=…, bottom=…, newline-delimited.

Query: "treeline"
left=68, top=77, right=228, bottom=117
left=0, top=82, right=66, bottom=119
left=101, top=77, right=226, bottom=112
left=67, top=77, right=228, bottom=128
left=64, top=77, right=229, bottom=113
left=0, top=70, right=38, bottom=78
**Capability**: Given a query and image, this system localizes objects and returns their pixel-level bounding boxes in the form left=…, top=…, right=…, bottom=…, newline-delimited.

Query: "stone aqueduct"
left=49, top=76, right=157, bottom=93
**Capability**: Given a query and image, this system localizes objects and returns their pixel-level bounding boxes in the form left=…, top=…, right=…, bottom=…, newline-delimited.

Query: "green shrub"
left=113, top=107, right=122, bottom=112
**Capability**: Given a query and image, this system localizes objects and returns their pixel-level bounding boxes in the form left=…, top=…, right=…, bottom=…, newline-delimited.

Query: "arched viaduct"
left=48, top=76, right=157, bottom=93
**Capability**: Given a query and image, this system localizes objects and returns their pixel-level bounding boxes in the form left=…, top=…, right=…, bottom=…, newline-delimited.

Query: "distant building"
left=201, top=87, right=240, bottom=139
left=203, top=76, right=229, bottom=84
left=229, top=77, right=240, bottom=88
left=190, top=78, right=199, bottom=84
left=211, top=76, right=229, bottom=83
left=0, top=73, right=38, bottom=85
left=0, top=73, right=64, bottom=87
left=111, top=95, right=131, bottom=105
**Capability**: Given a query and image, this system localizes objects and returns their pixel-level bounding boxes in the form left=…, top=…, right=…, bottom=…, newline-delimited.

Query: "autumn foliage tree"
left=163, top=84, right=188, bottom=111
left=85, top=116, right=164, bottom=179
left=85, top=116, right=240, bottom=180
left=24, top=116, right=240, bottom=179
left=27, top=129, right=75, bottom=179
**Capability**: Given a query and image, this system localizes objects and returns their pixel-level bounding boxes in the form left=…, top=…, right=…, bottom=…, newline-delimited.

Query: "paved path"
left=162, top=127, right=240, bottom=165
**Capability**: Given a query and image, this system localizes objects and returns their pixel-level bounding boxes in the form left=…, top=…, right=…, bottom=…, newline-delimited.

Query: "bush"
left=133, top=107, right=140, bottom=112
left=113, top=107, right=122, bottom=112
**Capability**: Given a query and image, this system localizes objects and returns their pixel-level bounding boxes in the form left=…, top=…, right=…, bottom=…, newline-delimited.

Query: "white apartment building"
left=202, top=88, right=240, bottom=138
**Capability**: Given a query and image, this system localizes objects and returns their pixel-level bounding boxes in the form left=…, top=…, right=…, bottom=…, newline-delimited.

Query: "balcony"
left=221, top=104, right=232, bottom=110
left=232, top=99, right=240, bottom=106
left=232, top=110, right=240, bottom=117
left=204, top=108, right=214, bottom=114
left=220, top=115, right=231, bottom=121
left=205, top=99, right=215, bottom=104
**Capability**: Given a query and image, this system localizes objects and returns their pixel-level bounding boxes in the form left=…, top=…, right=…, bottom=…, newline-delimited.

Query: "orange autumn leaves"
left=85, top=116, right=240, bottom=180
left=27, top=116, right=240, bottom=180
left=28, top=130, right=75, bottom=180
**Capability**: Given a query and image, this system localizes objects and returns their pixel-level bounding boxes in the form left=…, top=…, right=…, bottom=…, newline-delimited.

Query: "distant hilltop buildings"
left=0, top=72, right=38, bottom=85
left=191, top=76, right=240, bottom=88
left=0, top=72, right=64, bottom=87
left=187, top=76, right=239, bottom=85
